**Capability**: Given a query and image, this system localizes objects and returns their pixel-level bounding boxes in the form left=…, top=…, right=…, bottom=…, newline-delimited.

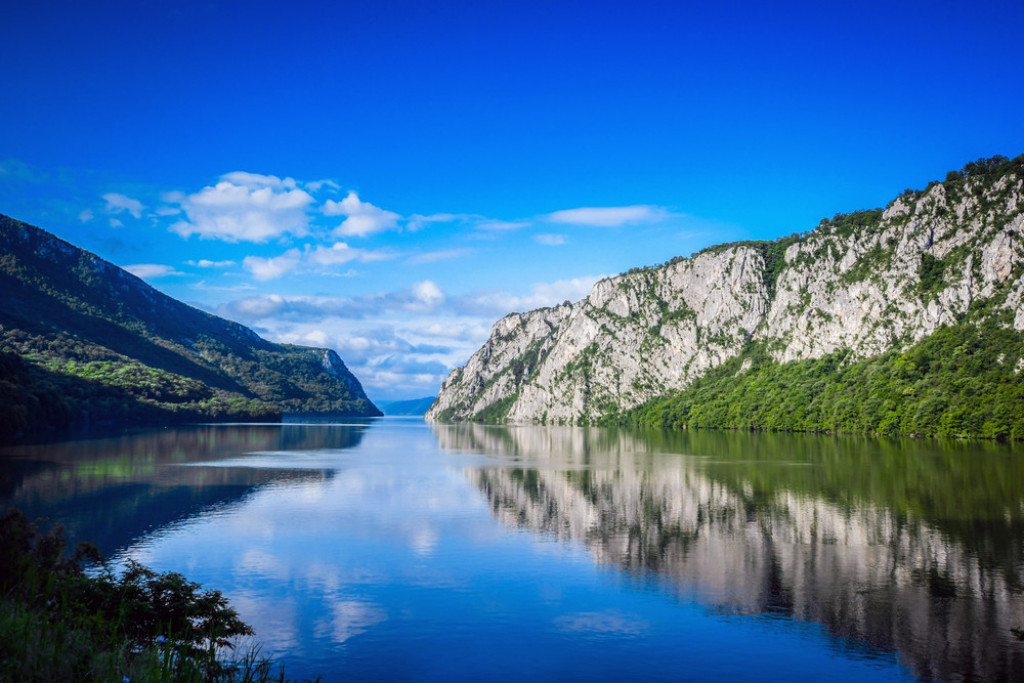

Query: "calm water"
left=2, top=420, right=1023, bottom=681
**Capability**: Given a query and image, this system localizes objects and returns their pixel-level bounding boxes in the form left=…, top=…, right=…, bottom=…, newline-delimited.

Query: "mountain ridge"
left=0, top=214, right=380, bottom=438
left=427, top=155, right=1024, bottom=437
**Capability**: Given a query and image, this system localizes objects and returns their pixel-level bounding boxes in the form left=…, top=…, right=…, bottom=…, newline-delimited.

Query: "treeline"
left=0, top=348, right=279, bottom=442
left=608, top=323, right=1024, bottom=441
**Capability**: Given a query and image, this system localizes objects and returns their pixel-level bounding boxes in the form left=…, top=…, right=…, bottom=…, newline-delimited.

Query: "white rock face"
left=427, top=165, right=1024, bottom=424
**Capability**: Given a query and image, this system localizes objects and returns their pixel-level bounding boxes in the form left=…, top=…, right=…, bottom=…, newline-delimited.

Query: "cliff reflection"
left=435, top=423, right=1024, bottom=682
left=0, top=424, right=368, bottom=554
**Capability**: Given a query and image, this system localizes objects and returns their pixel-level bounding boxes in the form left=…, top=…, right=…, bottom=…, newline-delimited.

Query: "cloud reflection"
left=315, top=600, right=388, bottom=645
left=554, top=610, right=649, bottom=637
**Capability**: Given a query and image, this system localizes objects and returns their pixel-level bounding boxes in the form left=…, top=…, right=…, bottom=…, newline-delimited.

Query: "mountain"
left=377, top=396, right=437, bottom=416
left=427, top=155, right=1024, bottom=438
left=0, top=214, right=380, bottom=438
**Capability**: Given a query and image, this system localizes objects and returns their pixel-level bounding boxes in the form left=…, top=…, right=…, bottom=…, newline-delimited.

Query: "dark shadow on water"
left=0, top=423, right=369, bottom=555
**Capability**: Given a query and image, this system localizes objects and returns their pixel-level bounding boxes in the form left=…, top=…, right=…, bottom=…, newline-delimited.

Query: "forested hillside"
left=0, top=215, right=379, bottom=439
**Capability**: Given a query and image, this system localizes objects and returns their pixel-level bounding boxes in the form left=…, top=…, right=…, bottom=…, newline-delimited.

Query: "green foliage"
left=817, top=209, right=885, bottom=239
left=0, top=214, right=379, bottom=438
left=613, top=323, right=1024, bottom=441
left=960, top=155, right=1011, bottom=178
left=472, top=393, right=518, bottom=423
left=840, top=243, right=888, bottom=285
left=917, top=253, right=946, bottom=296
left=0, top=350, right=71, bottom=441
left=0, top=509, right=318, bottom=682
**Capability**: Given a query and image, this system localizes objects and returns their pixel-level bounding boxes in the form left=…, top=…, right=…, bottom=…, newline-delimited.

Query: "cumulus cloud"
left=308, top=242, right=396, bottom=267
left=213, top=275, right=607, bottom=400
left=218, top=280, right=447, bottom=322
left=188, top=259, right=236, bottom=268
left=243, top=249, right=303, bottom=281
left=168, top=172, right=315, bottom=242
left=124, top=263, right=183, bottom=279
left=544, top=205, right=670, bottom=227
left=323, top=191, right=401, bottom=237
left=241, top=242, right=398, bottom=281
left=103, top=192, right=145, bottom=219
left=534, top=233, right=566, bottom=246
left=265, top=323, right=458, bottom=399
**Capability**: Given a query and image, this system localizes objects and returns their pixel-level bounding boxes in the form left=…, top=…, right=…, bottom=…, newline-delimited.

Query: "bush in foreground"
left=0, top=508, right=318, bottom=682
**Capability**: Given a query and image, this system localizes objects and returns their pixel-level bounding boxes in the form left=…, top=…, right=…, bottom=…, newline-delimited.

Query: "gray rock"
left=428, top=164, right=1024, bottom=424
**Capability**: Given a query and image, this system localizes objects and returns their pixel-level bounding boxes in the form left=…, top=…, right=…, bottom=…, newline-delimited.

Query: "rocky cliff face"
left=428, top=157, right=1024, bottom=424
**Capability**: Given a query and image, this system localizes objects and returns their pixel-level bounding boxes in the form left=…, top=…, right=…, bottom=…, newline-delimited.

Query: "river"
left=1, top=420, right=1022, bottom=681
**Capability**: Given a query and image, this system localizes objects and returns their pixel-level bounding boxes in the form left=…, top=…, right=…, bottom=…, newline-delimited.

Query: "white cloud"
left=109, top=218, right=123, bottom=228
left=323, top=191, right=400, bottom=237
left=213, top=275, right=605, bottom=401
left=188, top=259, right=236, bottom=268
left=544, top=205, right=670, bottom=227
left=168, top=172, right=314, bottom=242
left=534, top=233, right=566, bottom=246
left=221, top=171, right=296, bottom=189
left=190, top=280, right=256, bottom=293
left=124, top=263, right=183, bottom=279
left=405, top=213, right=474, bottom=232
left=308, top=242, right=395, bottom=268
left=78, top=208, right=94, bottom=223
left=103, top=192, right=145, bottom=219
left=261, top=322, right=460, bottom=400
left=409, top=280, right=444, bottom=311
left=406, top=248, right=475, bottom=265
left=305, top=179, right=341, bottom=193
left=243, top=249, right=303, bottom=281
left=240, top=243, right=398, bottom=281
left=475, top=219, right=530, bottom=232
left=219, top=280, right=448, bottom=323
left=454, top=275, right=603, bottom=315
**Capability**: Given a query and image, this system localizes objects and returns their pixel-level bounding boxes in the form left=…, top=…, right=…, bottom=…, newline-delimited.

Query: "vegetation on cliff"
left=610, top=322, right=1024, bottom=440
left=431, top=154, right=1024, bottom=438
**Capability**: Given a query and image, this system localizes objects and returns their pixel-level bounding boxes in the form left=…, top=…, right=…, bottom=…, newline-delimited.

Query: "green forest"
left=608, top=322, right=1024, bottom=441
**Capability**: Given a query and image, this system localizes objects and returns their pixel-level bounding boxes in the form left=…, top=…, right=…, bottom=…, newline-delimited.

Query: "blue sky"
left=2, top=0, right=1022, bottom=402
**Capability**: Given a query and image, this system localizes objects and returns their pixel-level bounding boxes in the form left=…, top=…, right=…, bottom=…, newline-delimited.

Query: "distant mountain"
left=377, top=397, right=436, bottom=416
left=0, top=214, right=380, bottom=439
left=428, top=155, right=1024, bottom=439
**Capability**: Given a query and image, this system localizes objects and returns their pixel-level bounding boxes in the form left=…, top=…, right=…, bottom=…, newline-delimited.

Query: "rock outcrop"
left=428, top=156, right=1024, bottom=424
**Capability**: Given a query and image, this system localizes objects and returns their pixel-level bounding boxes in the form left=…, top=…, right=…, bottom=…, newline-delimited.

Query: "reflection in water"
left=2, top=421, right=1020, bottom=681
left=0, top=424, right=368, bottom=554
left=435, top=423, right=1024, bottom=683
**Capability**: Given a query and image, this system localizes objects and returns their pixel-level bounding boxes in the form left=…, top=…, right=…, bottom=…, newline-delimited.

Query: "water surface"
left=2, top=421, right=1022, bottom=681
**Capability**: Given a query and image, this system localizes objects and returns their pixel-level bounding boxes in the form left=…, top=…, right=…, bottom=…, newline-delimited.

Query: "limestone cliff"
left=428, top=155, right=1024, bottom=424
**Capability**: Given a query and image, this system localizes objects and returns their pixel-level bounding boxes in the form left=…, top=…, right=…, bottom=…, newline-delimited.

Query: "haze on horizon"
left=2, top=0, right=1022, bottom=402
